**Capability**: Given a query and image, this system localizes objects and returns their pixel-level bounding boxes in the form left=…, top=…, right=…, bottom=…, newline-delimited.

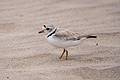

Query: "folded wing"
left=53, top=29, right=85, bottom=41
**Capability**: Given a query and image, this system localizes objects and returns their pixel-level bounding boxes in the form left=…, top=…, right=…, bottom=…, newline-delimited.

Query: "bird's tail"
left=86, top=35, right=97, bottom=38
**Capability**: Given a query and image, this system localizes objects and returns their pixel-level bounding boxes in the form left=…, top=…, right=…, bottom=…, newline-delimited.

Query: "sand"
left=0, top=0, right=120, bottom=80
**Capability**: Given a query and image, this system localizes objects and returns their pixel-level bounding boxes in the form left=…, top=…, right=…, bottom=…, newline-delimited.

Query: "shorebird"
left=38, top=24, right=97, bottom=60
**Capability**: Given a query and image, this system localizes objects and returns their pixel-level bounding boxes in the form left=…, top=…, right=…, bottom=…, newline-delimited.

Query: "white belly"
left=46, top=35, right=83, bottom=48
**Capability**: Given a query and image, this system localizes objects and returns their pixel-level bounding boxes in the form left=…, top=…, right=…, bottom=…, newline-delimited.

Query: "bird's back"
left=47, top=28, right=86, bottom=48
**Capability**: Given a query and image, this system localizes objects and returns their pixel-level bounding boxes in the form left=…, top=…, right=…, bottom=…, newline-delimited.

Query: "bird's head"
left=38, top=24, right=55, bottom=34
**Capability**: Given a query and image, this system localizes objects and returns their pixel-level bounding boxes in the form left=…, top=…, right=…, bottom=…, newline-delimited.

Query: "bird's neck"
left=47, top=28, right=57, bottom=38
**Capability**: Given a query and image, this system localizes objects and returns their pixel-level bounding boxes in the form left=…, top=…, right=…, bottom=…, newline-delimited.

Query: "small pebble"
left=7, top=76, right=9, bottom=79
left=96, top=43, right=98, bottom=46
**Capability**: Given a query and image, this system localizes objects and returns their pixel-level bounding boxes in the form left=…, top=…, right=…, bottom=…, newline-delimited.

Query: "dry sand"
left=0, top=0, right=120, bottom=80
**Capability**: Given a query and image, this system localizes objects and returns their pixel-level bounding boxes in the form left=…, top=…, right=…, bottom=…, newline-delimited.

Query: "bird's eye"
left=46, top=28, right=50, bottom=30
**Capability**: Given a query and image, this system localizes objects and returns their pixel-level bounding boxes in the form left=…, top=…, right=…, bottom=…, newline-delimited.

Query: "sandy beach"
left=0, top=0, right=120, bottom=80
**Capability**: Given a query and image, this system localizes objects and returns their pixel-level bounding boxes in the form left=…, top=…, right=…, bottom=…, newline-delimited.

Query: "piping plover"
left=38, top=24, right=97, bottom=60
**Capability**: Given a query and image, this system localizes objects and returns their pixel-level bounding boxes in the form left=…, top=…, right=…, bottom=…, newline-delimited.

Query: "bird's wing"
left=53, top=29, right=84, bottom=41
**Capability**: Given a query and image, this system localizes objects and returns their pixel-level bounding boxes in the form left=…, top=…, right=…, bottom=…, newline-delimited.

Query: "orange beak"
left=38, top=25, right=46, bottom=34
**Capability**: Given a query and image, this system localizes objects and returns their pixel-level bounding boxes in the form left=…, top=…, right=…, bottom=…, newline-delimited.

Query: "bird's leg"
left=65, top=49, right=68, bottom=60
left=59, top=48, right=65, bottom=59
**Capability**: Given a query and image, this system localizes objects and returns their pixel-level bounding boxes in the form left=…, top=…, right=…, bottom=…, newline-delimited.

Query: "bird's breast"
left=46, top=35, right=82, bottom=48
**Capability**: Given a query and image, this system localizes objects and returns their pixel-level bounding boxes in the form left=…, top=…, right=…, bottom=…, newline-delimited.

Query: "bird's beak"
left=38, top=29, right=44, bottom=33
left=38, top=25, right=46, bottom=34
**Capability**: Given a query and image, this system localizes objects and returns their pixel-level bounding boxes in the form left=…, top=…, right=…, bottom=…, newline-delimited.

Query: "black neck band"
left=47, top=28, right=57, bottom=38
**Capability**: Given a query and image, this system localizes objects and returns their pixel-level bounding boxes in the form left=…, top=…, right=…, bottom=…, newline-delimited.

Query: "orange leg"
left=59, top=49, right=65, bottom=59
left=65, top=50, right=68, bottom=60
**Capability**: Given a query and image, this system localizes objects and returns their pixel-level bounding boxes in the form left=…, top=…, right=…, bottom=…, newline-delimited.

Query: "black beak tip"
left=38, top=31, right=41, bottom=34
left=38, top=30, right=44, bottom=34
